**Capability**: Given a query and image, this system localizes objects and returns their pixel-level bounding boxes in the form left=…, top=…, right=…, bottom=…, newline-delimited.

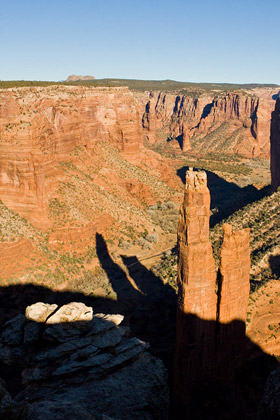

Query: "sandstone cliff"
left=271, top=97, right=280, bottom=191
left=139, top=88, right=278, bottom=157
left=0, top=84, right=183, bottom=289
left=0, top=85, right=142, bottom=226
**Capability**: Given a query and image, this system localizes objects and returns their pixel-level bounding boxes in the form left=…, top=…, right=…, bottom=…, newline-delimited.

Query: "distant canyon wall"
left=139, top=88, right=278, bottom=158
left=0, top=84, right=277, bottom=229
left=0, top=86, right=142, bottom=226
left=271, top=97, right=280, bottom=191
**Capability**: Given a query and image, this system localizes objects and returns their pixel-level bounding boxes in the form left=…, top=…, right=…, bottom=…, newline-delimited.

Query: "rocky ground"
left=0, top=302, right=168, bottom=420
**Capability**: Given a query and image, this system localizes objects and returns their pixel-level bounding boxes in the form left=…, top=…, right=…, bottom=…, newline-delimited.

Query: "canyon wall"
left=271, top=97, right=280, bottom=191
left=0, top=84, right=276, bottom=230
left=0, top=85, right=142, bottom=226
left=140, top=88, right=278, bottom=157
left=174, top=169, right=250, bottom=416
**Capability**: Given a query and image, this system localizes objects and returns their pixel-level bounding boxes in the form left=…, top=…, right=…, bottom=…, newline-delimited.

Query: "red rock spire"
left=174, top=168, right=251, bottom=416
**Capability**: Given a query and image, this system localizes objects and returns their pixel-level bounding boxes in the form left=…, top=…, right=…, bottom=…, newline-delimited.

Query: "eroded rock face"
left=140, top=89, right=278, bottom=157
left=177, top=168, right=217, bottom=320
left=271, top=97, right=280, bottom=191
left=218, top=223, right=250, bottom=324
left=174, top=169, right=251, bottom=414
left=0, top=302, right=168, bottom=420
left=0, top=85, right=141, bottom=226
left=217, top=223, right=250, bottom=374
left=175, top=168, right=217, bottom=410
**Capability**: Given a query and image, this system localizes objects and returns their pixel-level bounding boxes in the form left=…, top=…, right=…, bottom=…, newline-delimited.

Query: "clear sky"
left=1, top=0, right=279, bottom=84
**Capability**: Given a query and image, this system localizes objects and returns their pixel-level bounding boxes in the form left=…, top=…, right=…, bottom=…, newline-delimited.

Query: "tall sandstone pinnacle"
left=175, top=168, right=217, bottom=412
left=177, top=168, right=217, bottom=321
left=217, top=223, right=250, bottom=374
left=218, top=223, right=250, bottom=325
left=271, top=97, right=280, bottom=191
left=174, top=169, right=250, bottom=415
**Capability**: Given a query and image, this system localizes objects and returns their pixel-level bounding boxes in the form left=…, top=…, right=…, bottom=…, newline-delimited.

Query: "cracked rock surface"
left=0, top=302, right=169, bottom=420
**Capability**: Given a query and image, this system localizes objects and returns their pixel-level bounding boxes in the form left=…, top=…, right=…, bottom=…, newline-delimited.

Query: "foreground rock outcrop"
left=0, top=302, right=168, bottom=420
left=271, top=97, right=280, bottom=191
left=174, top=169, right=250, bottom=416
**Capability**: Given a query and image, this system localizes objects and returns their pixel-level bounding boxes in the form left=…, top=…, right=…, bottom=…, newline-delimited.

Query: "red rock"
left=139, top=89, right=279, bottom=157
left=174, top=169, right=251, bottom=413
left=174, top=168, right=217, bottom=409
left=0, top=86, right=142, bottom=227
left=0, top=238, right=41, bottom=280
left=181, top=122, right=191, bottom=152
left=218, top=224, right=250, bottom=324
left=47, top=216, right=114, bottom=251
left=271, top=97, right=280, bottom=191
left=216, top=223, right=250, bottom=374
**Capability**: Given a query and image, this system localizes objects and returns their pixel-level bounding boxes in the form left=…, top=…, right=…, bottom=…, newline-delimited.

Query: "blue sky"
left=0, top=0, right=279, bottom=83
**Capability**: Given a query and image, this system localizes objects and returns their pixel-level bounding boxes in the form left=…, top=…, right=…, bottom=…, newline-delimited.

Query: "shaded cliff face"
left=139, top=88, right=278, bottom=157
left=0, top=85, right=142, bottom=226
left=0, top=301, right=169, bottom=420
left=271, top=97, right=280, bottom=191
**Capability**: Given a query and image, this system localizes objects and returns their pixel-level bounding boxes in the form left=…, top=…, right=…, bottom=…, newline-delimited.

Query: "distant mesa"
left=66, top=74, right=95, bottom=82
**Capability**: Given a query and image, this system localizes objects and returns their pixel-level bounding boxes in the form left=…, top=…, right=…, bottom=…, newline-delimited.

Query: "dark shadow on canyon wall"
left=0, top=235, right=279, bottom=419
left=176, top=166, right=269, bottom=226
left=175, top=133, right=184, bottom=150
left=201, top=102, right=214, bottom=120
left=96, top=233, right=140, bottom=304
left=173, top=312, right=279, bottom=420
left=96, top=233, right=177, bottom=363
left=269, top=254, right=280, bottom=278
left=0, top=280, right=278, bottom=420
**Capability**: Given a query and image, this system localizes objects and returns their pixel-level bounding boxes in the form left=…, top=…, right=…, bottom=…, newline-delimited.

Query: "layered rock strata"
left=217, top=223, right=250, bottom=373
left=0, top=85, right=142, bottom=226
left=0, top=302, right=168, bottom=420
left=174, top=169, right=250, bottom=413
left=175, top=169, right=217, bottom=411
left=271, top=97, right=280, bottom=191
left=218, top=223, right=250, bottom=324
left=140, top=89, right=278, bottom=157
